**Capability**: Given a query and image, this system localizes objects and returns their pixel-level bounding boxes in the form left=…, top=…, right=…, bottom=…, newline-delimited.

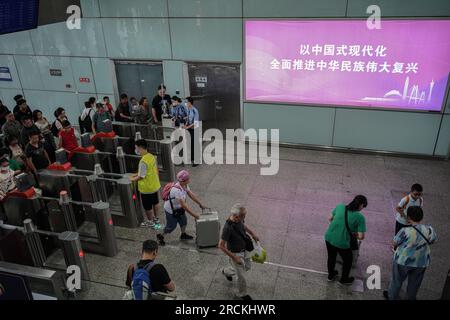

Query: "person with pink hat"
left=156, top=169, right=207, bottom=246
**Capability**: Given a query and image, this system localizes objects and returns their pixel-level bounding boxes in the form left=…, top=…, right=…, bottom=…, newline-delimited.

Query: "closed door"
left=188, top=63, right=240, bottom=134
left=115, top=62, right=164, bottom=100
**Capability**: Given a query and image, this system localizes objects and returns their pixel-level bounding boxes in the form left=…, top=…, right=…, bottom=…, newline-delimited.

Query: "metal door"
left=187, top=63, right=240, bottom=134
left=115, top=62, right=164, bottom=100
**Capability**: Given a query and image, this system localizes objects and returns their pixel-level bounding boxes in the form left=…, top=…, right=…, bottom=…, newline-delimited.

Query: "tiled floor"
left=74, top=146, right=450, bottom=300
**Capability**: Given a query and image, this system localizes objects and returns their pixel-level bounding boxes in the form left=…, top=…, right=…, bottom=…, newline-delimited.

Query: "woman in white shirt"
left=33, top=109, right=56, bottom=150
left=33, top=110, right=51, bottom=134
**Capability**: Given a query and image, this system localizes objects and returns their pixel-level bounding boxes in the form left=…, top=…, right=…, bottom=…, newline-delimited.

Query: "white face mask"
left=135, top=148, right=140, bottom=156
left=0, top=165, right=9, bottom=173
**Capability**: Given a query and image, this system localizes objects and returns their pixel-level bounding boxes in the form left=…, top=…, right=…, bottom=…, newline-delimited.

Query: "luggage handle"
left=201, top=207, right=214, bottom=215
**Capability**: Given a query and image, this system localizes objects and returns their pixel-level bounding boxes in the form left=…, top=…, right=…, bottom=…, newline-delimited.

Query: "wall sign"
left=195, top=76, right=207, bottom=83
left=79, top=77, right=90, bottom=83
left=0, top=67, right=12, bottom=81
left=49, top=69, right=62, bottom=76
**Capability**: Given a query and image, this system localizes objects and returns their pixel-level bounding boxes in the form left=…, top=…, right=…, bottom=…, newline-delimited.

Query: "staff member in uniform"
left=130, top=139, right=161, bottom=230
left=170, top=96, right=186, bottom=127
left=183, top=97, right=200, bottom=167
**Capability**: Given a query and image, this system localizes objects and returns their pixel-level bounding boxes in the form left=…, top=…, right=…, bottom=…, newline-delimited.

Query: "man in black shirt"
left=13, top=99, right=32, bottom=124
left=219, top=204, right=260, bottom=301
left=25, top=130, right=50, bottom=172
left=126, top=240, right=174, bottom=297
left=151, top=85, right=171, bottom=123
left=12, top=94, right=23, bottom=110
left=115, top=93, right=133, bottom=122
left=19, top=114, right=40, bottom=147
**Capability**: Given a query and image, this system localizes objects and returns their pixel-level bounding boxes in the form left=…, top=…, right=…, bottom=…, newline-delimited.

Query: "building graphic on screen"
left=380, top=77, right=435, bottom=106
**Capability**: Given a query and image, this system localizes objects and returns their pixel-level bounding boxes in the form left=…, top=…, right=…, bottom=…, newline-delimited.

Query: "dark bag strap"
left=411, top=226, right=431, bottom=245
left=344, top=207, right=356, bottom=244
left=168, top=184, right=183, bottom=212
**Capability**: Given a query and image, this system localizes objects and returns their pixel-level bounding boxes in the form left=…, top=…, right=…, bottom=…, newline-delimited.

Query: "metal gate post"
left=59, top=191, right=77, bottom=231
left=160, top=138, right=176, bottom=182
left=58, top=231, right=90, bottom=289
left=23, top=219, right=46, bottom=268
left=91, top=202, right=118, bottom=257
left=116, top=146, right=127, bottom=174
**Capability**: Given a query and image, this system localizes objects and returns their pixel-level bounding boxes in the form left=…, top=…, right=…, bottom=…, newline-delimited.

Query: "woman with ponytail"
left=324, top=195, right=368, bottom=285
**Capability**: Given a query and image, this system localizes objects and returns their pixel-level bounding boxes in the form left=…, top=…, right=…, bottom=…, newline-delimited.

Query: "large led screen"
left=245, top=20, right=450, bottom=111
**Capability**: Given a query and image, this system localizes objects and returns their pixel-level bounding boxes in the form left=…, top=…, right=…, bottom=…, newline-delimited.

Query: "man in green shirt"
left=324, top=195, right=367, bottom=285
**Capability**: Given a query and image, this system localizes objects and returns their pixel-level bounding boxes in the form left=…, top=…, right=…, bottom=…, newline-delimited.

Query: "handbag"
left=167, top=187, right=185, bottom=218
left=251, top=241, right=267, bottom=264
left=344, top=207, right=360, bottom=250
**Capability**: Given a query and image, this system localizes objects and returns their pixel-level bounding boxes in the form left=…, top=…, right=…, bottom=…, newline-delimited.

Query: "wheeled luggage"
left=195, top=208, right=220, bottom=248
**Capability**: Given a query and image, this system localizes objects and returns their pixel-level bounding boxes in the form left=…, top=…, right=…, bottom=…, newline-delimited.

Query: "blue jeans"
left=388, top=260, right=426, bottom=300
left=164, top=210, right=187, bottom=234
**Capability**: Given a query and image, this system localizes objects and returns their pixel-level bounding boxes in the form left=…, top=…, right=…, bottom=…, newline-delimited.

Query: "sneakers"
left=338, top=277, right=355, bottom=286
left=222, top=269, right=232, bottom=282
left=327, top=270, right=339, bottom=282
left=152, top=218, right=162, bottom=230
left=140, top=220, right=155, bottom=228
left=156, top=234, right=166, bottom=246
left=180, top=233, right=194, bottom=240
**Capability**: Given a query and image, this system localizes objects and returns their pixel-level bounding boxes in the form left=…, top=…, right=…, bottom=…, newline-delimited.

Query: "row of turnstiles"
left=0, top=121, right=177, bottom=299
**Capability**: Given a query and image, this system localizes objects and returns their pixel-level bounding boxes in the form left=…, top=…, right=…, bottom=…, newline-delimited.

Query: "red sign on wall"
left=79, top=77, right=90, bottom=83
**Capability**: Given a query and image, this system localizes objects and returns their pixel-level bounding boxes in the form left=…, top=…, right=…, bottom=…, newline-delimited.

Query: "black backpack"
left=51, top=119, right=61, bottom=137
left=79, top=109, right=93, bottom=134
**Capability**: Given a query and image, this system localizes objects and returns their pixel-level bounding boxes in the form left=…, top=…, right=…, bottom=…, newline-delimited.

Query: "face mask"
left=0, top=166, right=9, bottom=172
left=135, top=148, right=140, bottom=156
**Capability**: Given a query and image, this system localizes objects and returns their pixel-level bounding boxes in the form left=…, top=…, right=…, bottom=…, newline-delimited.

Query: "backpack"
left=161, top=182, right=182, bottom=201
left=402, top=194, right=423, bottom=209
left=79, top=109, right=93, bottom=134
left=51, top=119, right=61, bottom=137
left=130, top=262, right=155, bottom=300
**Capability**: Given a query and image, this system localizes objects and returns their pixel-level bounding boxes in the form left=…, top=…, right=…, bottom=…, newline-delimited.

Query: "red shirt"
left=59, top=128, right=78, bottom=151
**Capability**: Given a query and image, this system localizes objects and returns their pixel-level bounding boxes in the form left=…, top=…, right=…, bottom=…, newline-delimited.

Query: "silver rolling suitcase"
left=196, top=208, right=220, bottom=248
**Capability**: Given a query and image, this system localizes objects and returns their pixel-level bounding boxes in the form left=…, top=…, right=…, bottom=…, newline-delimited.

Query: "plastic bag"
left=251, top=241, right=267, bottom=264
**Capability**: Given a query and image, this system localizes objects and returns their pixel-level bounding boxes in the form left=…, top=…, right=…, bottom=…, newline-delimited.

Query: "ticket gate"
left=92, top=135, right=176, bottom=183
left=0, top=190, right=51, bottom=231
left=112, top=121, right=174, bottom=141
left=37, top=168, right=143, bottom=228
left=0, top=261, right=68, bottom=300
left=0, top=187, right=118, bottom=257
left=0, top=219, right=90, bottom=291
left=43, top=194, right=118, bottom=257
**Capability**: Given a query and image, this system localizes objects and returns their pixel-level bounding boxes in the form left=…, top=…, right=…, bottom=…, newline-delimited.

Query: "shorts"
left=141, top=192, right=159, bottom=210
left=164, top=210, right=187, bottom=234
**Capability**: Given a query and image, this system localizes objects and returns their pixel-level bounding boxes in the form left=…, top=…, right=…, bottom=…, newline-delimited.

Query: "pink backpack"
left=161, top=182, right=182, bottom=201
